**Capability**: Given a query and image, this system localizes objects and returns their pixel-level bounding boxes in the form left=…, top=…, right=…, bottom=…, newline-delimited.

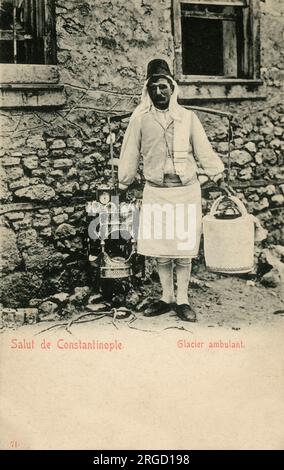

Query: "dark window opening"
left=0, top=0, right=56, bottom=64
left=182, top=17, right=224, bottom=75
left=180, top=3, right=245, bottom=78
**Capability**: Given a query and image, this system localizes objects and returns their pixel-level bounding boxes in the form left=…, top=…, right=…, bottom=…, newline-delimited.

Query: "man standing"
left=118, top=59, right=225, bottom=321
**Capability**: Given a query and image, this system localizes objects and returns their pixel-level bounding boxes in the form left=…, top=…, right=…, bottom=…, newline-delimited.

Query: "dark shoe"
left=176, top=303, right=197, bottom=322
left=144, top=300, right=173, bottom=317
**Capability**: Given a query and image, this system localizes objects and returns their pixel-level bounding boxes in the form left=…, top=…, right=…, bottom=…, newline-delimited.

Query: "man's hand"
left=213, top=174, right=235, bottom=196
left=198, top=174, right=209, bottom=186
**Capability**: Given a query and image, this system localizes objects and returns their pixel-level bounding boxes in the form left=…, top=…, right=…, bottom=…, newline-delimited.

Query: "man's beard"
left=154, top=99, right=170, bottom=110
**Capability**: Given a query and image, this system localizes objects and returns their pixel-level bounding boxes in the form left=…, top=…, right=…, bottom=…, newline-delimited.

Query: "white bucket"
left=203, top=196, right=255, bottom=274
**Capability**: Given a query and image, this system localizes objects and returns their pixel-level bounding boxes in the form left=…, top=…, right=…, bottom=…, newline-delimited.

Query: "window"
left=173, top=0, right=263, bottom=96
left=0, top=1, right=65, bottom=108
left=0, top=0, right=56, bottom=64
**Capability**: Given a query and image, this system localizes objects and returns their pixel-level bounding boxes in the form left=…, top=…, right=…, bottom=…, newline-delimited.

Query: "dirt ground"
left=186, top=273, right=283, bottom=329
left=117, top=267, right=284, bottom=333
left=2, top=268, right=282, bottom=337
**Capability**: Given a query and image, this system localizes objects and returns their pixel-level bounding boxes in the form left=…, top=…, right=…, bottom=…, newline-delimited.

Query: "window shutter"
left=44, top=0, right=56, bottom=64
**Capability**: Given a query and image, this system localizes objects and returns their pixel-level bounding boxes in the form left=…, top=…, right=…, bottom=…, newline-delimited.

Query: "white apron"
left=137, top=181, right=202, bottom=258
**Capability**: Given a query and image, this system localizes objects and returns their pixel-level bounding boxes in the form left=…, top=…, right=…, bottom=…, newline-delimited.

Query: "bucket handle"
left=210, top=195, right=248, bottom=218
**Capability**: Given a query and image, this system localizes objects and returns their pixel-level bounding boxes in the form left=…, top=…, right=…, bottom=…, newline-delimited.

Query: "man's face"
left=147, top=77, right=173, bottom=110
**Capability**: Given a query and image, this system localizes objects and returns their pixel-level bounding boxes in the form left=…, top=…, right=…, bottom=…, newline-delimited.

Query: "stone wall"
left=0, top=0, right=283, bottom=308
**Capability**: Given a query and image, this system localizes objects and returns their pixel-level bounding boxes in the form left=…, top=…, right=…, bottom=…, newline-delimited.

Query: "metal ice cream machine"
left=85, top=114, right=143, bottom=295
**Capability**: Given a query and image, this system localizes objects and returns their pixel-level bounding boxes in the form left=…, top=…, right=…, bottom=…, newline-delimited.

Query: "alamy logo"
left=88, top=196, right=197, bottom=251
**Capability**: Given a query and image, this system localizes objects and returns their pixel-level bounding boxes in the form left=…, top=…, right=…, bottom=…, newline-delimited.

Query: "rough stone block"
left=33, top=216, right=51, bottom=228
left=264, top=185, right=276, bottom=196
left=53, top=207, right=64, bottom=215
left=32, top=169, right=46, bottom=177
left=261, top=269, right=281, bottom=288
left=64, top=207, right=75, bottom=214
left=29, top=177, right=42, bottom=185
left=37, top=150, right=49, bottom=157
left=53, top=213, right=68, bottom=225
left=254, top=198, right=269, bottom=211
left=239, top=167, right=253, bottom=180
left=67, top=167, right=78, bottom=178
left=254, top=152, right=263, bottom=164
left=9, top=177, right=30, bottom=190
left=56, top=182, right=79, bottom=194
left=50, top=170, right=64, bottom=177
left=38, top=300, right=59, bottom=319
left=50, top=139, right=66, bottom=150
left=217, top=142, right=229, bottom=153
left=274, top=126, right=283, bottom=137
left=5, top=212, right=25, bottom=221
left=90, top=152, right=104, bottom=163
left=14, top=308, right=27, bottom=326
left=244, top=142, right=257, bottom=153
left=51, top=292, right=69, bottom=304
left=23, top=308, right=38, bottom=324
left=67, top=138, right=82, bottom=148
left=23, top=156, right=39, bottom=170
left=79, top=156, right=95, bottom=167
left=55, top=223, right=76, bottom=239
left=1, top=308, right=17, bottom=327
left=2, top=158, right=21, bottom=167
left=14, top=184, right=56, bottom=201
left=271, top=194, right=284, bottom=205
left=259, top=124, right=274, bottom=135
left=81, top=183, right=89, bottom=192
left=22, top=149, right=37, bottom=155
left=11, top=151, right=23, bottom=157
left=53, top=159, right=73, bottom=168
left=5, top=166, right=24, bottom=180
left=269, top=138, right=281, bottom=149
left=231, top=150, right=252, bottom=166
left=29, top=298, right=42, bottom=307
left=69, top=286, right=91, bottom=307
left=41, top=227, right=52, bottom=237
